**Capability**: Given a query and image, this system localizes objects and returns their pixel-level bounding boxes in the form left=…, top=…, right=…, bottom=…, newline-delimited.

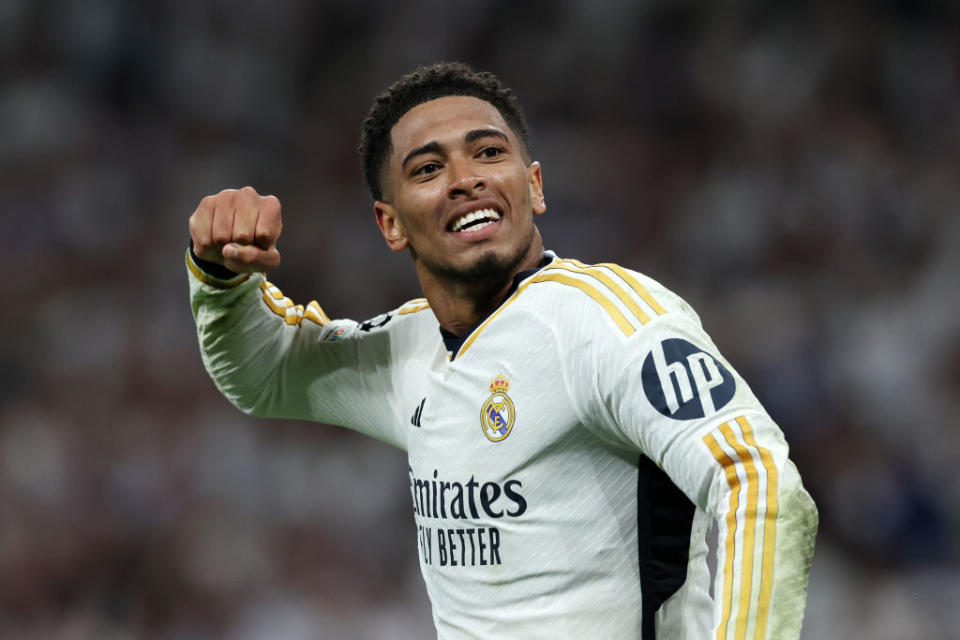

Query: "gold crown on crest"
left=489, top=374, right=510, bottom=393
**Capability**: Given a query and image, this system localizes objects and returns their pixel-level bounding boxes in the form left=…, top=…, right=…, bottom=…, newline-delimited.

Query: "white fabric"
left=188, top=252, right=817, bottom=639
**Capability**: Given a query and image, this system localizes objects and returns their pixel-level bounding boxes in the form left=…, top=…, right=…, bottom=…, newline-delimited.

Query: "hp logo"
left=641, top=338, right=735, bottom=420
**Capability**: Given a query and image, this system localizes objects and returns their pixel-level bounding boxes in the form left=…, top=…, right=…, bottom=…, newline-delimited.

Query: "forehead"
left=389, top=95, right=513, bottom=160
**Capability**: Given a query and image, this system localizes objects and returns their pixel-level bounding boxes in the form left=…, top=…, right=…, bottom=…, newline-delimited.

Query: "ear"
left=528, top=161, right=546, bottom=215
left=374, top=201, right=409, bottom=252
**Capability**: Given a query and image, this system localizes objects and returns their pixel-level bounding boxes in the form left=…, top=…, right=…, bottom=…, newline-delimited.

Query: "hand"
left=188, top=186, right=283, bottom=273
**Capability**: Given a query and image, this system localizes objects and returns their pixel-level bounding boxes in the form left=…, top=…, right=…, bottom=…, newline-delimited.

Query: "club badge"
left=481, top=374, right=515, bottom=442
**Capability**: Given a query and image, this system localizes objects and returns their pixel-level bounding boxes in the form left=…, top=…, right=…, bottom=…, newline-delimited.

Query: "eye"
left=412, top=162, right=441, bottom=177
left=477, top=146, right=505, bottom=159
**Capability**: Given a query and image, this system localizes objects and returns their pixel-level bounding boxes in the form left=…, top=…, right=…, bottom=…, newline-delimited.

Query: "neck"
left=417, top=234, right=545, bottom=336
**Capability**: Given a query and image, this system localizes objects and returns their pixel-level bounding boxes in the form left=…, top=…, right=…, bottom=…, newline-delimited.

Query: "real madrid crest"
left=481, top=373, right=515, bottom=442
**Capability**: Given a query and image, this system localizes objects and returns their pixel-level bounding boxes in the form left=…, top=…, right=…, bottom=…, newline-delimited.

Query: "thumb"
left=222, top=242, right=281, bottom=273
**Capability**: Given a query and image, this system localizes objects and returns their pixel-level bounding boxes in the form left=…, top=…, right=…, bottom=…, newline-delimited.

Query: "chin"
left=430, top=247, right=526, bottom=286
left=461, top=250, right=510, bottom=281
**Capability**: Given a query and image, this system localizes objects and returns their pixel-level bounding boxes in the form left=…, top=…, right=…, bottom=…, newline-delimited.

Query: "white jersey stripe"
left=549, top=260, right=653, bottom=326
left=737, top=416, right=779, bottom=639
left=596, top=262, right=667, bottom=316
left=305, top=300, right=330, bottom=325
left=703, top=431, right=741, bottom=640
left=719, top=421, right=761, bottom=640
left=705, top=417, right=781, bottom=640
left=459, top=268, right=636, bottom=357
left=259, top=281, right=292, bottom=315
left=529, top=272, right=635, bottom=335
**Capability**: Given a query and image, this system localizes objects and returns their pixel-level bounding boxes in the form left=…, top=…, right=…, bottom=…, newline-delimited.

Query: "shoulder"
left=512, top=256, right=698, bottom=340
left=333, top=298, right=437, bottom=342
left=353, top=297, right=437, bottom=336
left=254, top=276, right=438, bottom=344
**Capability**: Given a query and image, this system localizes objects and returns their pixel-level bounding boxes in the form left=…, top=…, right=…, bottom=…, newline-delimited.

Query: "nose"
left=446, top=158, right=485, bottom=199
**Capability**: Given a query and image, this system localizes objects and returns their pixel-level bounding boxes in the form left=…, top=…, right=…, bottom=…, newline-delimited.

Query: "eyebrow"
left=402, top=141, right=442, bottom=170
left=465, top=128, right=509, bottom=145
left=401, top=128, right=510, bottom=169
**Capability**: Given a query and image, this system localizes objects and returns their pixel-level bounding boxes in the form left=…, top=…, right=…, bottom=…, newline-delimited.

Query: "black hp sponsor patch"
left=641, top=338, right=735, bottom=420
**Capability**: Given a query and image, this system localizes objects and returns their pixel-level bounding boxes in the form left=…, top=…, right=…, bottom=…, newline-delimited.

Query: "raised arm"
left=186, top=187, right=407, bottom=449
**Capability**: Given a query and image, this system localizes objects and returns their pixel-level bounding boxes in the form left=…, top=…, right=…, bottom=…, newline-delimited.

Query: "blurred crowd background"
left=2, top=0, right=958, bottom=638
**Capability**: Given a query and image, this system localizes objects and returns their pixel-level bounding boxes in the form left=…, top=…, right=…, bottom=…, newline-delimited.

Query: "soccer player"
left=187, top=63, right=817, bottom=639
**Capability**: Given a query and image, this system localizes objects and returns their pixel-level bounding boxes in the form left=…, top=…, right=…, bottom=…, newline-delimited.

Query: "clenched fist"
left=189, top=186, right=282, bottom=273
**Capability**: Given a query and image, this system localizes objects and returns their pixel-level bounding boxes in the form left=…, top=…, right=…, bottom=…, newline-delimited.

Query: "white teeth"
left=451, top=208, right=502, bottom=232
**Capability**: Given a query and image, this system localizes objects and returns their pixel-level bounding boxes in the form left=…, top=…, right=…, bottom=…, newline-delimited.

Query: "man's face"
left=374, top=96, right=545, bottom=285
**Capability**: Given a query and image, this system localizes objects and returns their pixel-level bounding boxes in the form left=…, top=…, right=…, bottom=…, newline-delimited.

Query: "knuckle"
left=214, top=189, right=237, bottom=206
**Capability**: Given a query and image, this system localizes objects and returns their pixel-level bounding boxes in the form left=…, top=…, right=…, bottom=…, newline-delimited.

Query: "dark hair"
left=359, top=62, right=531, bottom=201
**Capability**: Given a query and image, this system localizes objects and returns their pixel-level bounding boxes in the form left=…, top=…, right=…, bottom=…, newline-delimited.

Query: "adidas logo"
left=410, top=397, right=426, bottom=427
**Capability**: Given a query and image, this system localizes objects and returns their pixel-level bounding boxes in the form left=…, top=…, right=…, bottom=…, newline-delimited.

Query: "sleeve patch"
left=641, top=338, right=735, bottom=420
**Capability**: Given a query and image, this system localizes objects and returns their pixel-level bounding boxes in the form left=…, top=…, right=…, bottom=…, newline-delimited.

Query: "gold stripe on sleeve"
left=704, top=431, right=742, bottom=640
left=304, top=301, right=330, bottom=325
left=737, top=416, right=779, bottom=640
left=259, top=280, right=294, bottom=318
left=399, top=299, right=431, bottom=315
left=399, top=304, right=430, bottom=315
left=719, top=422, right=761, bottom=640
left=528, top=272, right=635, bottom=336
left=285, top=304, right=304, bottom=325
left=597, top=262, right=667, bottom=316
left=550, top=260, right=651, bottom=325
left=254, top=280, right=333, bottom=328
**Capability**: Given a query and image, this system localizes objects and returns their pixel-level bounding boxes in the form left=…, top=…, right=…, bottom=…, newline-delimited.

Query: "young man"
left=187, top=63, right=817, bottom=639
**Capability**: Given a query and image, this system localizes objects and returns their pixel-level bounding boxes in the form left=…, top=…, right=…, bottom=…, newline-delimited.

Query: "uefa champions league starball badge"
left=481, top=373, right=515, bottom=442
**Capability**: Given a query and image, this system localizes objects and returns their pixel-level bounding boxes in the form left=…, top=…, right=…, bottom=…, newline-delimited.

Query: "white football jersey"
left=188, top=250, right=817, bottom=640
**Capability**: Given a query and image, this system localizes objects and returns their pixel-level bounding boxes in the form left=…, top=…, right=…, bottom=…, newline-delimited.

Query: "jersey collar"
left=440, top=251, right=557, bottom=359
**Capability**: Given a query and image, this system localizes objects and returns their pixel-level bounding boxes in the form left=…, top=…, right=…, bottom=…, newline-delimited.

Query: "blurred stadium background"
left=2, top=0, right=958, bottom=637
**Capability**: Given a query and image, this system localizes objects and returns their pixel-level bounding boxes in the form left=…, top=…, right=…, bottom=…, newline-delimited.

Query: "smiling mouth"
left=449, top=208, right=502, bottom=232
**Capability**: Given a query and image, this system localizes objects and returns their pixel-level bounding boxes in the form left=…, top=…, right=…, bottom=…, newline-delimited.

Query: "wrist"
left=186, top=241, right=251, bottom=289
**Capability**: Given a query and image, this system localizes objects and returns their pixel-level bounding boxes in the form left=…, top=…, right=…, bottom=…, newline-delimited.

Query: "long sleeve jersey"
left=188, top=249, right=818, bottom=639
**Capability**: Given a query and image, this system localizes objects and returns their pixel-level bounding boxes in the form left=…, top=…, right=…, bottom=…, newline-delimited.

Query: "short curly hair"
left=359, top=62, right=531, bottom=201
